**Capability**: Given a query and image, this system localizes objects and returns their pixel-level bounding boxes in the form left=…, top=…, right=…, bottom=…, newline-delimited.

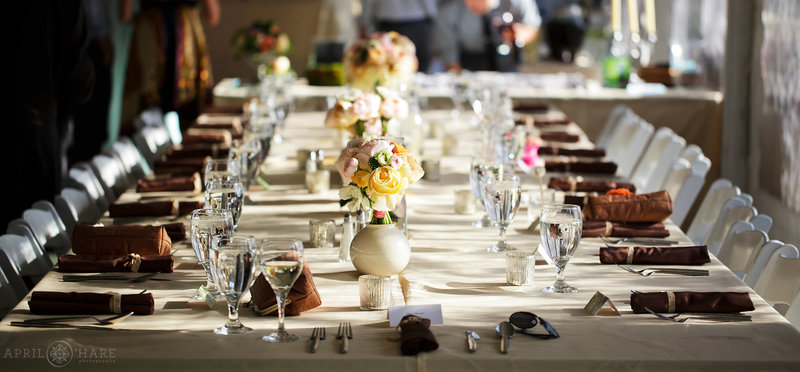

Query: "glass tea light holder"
left=454, top=189, right=478, bottom=215
left=506, top=251, right=536, bottom=286
left=359, top=275, right=392, bottom=310
left=305, top=170, right=330, bottom=194
left=309, top=219, right=336, bottom=248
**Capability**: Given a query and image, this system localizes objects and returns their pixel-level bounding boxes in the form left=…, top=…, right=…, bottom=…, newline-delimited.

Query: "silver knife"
left=626, top=239, right=681, bottom=245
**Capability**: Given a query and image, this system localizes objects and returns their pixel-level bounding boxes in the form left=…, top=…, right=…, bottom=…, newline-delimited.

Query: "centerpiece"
left=336, top=137, right=424, bottom=275
left=324, top=87, right=409, bottom=138
left=231, top=20, right=293, bottom=77
left=342, top=31, right=418, bottom=91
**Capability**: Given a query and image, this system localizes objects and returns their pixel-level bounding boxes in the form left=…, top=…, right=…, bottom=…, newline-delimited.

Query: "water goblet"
left=482, top=174, right=522, bottom=252
left=229, top=139, right=263, bottom=188
left=203, top=158, right=241, bottom=187
left=470, top=158, right=504, bottom=228
left=539, top=204, right=583, bottom=293
left=190, top=209, right=235, bottom=300
left=259, top=238, right=305, bottom=342
left=209, top=235, right=257, bottom=335
left=204, top=178, right=244, bottom=229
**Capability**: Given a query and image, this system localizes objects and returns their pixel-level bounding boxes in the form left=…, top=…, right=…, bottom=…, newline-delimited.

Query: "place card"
left=584, top=291, right=620, bottom=316
left=388, top=304, right=443, bottom=327
left=194, top=285, right=217, bottom=309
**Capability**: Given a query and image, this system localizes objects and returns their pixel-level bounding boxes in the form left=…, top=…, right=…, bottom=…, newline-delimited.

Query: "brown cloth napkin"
left=514, top=118, right=570, bottom=127
left=514, top=103, right=549, bottom=113
left=153, top=158, right=207, bottom=175
left=71, top=224, right=172, bottom=256
left=599, top=246, right=710, bottom=265
left=58, top=254, right=174, bottom=273
left=545, top=160, right=618, bottom=174
left=566, top=190, right=673, bottom=223
left=203, top=106, right=244, bottom=115
left=541, top=132, right=580, bottom=143
left=29, top=291, right=154, bottom=315
left=539, top=147, right=606, bottom=158
left=583, top=220, right=669, bottom=238
left=399, top=315, right=439, bottom=356
left=548, top=177, right=635, bottom=193
left=249, top=259, right=322, bottom=316
left=136, top=174, right=201, bottom=193
left=161, top=222, right=186, bottom=241
left=166, top=145, right=229, bottom=159
left=182, top=133, right=231, bottom=145
left=109, top=200, right=200, bottom=217
left=630, top=291, right=754, bottom=314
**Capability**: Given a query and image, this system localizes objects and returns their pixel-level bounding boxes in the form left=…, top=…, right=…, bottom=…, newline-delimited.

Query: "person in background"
left=435, top=0, right=541, bottom=72
left=2, top=0, right=94, bottom=229
left=70, top=0, right=113, bottom=164
left=359, top=0, right=438, bottom=73
left=120, top=0, right=219, bottom=132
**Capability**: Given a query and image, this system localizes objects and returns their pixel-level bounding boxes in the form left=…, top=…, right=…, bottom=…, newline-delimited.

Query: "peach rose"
left=352, top=169, right=371, bottom=188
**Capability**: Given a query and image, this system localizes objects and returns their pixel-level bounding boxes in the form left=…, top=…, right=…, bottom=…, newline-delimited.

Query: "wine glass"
left=204, top=178, right=244, bottom=229
left=482, top=173, right=522, bottom=252
left=470, top=158, right=503, bottom=228
left=191, top=209, right=235, bottom=300
left=229, top=139, right=263, bottom=188
left=259, top=238, right=305, bottom=343
left=203, top=158, right=241, bottom=187
left=208, top=235, right=257, bottom=335
left=539, top=204, right=583, bottom=293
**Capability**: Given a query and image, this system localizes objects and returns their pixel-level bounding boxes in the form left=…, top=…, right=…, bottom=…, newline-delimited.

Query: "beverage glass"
left=259, top=238, right=305, bottom=342
left=203, top=158, right=240, bottom=187
left=191, top=209, right=234, bottom=300
left=209, top=235, right=257, bottom=335
left=229, top=140, right=262, bottom=187
left=482, top=174, right=522, bottom=252
left=539, top=204, right=583, bottom=293
left=469, top=158, right=503, bottom=228
left=204, top=178, right=244, bottom=229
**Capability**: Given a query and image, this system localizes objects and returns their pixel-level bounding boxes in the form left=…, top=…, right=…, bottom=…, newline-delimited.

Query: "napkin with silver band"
left=583, top=221, right=670, bottom=238
left=58, top=254, right=174, bottom=273
left=599, top=246, right=710, bottom=265
left=29, top=291, right=154, bottom=315
left=630, top=291, right=754, bottom=314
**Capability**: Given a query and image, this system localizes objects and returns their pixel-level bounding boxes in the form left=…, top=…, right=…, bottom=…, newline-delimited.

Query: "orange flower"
left=352, top=169, right=371, bottom=188
left=391, top=141, right=408, bottom=156
left=606, top=188, right=633, bottom=196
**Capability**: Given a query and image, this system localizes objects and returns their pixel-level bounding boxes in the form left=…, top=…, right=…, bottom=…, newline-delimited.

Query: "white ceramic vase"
left=350, top=224, right=410, bottom=276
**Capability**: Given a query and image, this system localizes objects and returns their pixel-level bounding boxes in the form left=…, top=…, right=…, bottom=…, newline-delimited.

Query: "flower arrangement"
left=342, top=31, right=418, bottom=91
left=336, top=137, right=424, bottom=224
left=324, top=87, right=409, bottom=137
left=231, top=20, right=291, bottom=63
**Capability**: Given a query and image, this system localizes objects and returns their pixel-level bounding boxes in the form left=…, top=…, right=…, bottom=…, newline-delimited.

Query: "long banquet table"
left=1, top=110, right=799, bottom=371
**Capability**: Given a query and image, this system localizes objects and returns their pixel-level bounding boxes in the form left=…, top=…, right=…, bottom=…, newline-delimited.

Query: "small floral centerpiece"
left=231, top=20, right=292, bottom=73
left=336, top=137, right=424, bottom=224
left=343, top=31, right=418, bottom=91
left=324, top=87, right=409, bottom=137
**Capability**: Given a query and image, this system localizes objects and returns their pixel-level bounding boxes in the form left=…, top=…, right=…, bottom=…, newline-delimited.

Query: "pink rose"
left=336, top=147, right=359, bottom=178
left=380, top=96, right=409, bottom=119
left=521, top=143, right=541, bottom=167
left=351, top=93, right=381, bottom=120
left=389, top=155, right=403, bottom=169
left=362, top=118, right=383, bottom=136
left=342, top=158, right=359, bottom=178
left=356, top=138, right=391, bottom=167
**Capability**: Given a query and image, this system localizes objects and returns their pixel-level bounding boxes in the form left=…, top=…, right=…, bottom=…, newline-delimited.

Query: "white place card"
left=388, top=304, right=443, bottom=327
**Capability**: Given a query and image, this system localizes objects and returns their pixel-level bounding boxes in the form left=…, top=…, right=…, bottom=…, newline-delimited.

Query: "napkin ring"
left=106, top=291, right=122, bottom=314
left=666, top=291, right=676, bottom=313
left=129, top=253, right=142, bottom=273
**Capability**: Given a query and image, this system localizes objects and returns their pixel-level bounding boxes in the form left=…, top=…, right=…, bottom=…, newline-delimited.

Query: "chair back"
left=630, top=127, right=686, bottom=193
left=705, top=204, right=757, bottom=255
left=716, top=222, right=768, bottom=277
left=68, top=163, right=112, bottom=212
left=750, top=214, right=773, bottom=235
left=0, top=227, right=52, bottom=291
left=11, top=204, right=70, bottom=254
left=753, top=251, right=800, bottom=313
left=596, top=105, right=632, bottom=147
left=0, top=264, right=24, bottom=319
left=786, top=291, right=800, bottom=331
left=680, top=144, right=704, bottom=164
left=54, top=187, right=101, bottom=234
left=90, top=154, right=129, bottom=200
left=663, top=155, right=711, bottom=226
left=686, top=179, right=741, bottom=244
left=605, top=115, right=654, bottom=178
left=746, top=241, right=799, bottom=287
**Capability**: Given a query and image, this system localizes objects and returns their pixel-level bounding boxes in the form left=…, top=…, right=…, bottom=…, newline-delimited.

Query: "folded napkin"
left=583, top=221, right=670, bottom=238
left=29, top=291, right=154, bottom=315
left=514, top=103, right=549, bottom=113
left=630, top=291, right=754, bottom=313
left=203, top=106, right=244, bottom=115
left=399, top=315, right=439, bottom=356
left=599, top=246, right=710, bottom=265
left=249, top=258, right=322, bottom=316
left=549, top=177, right=635, bottom=193
left=514, top=118, right=570, bottom=127
left=166, top=145, right=228, bottom=159
left=153, top=158, right=207, bottom=175
left=182, top=133, right=232, bottom=146
left=136, top=174, right=201, bottom=193
left=539, top=147, right=606, bottom=158
left=58, top=254, right=174, bottom=273
left=71, top=224, right=172, bottom=256
left=545, top=160, right=618, bottom=174
left=566, top=190, right=673, bottom=223
left=540, top=132, right=580, bottom=143
left=161, top=222, right=187, bottom=241
left=109, top=200, right=200, bottom=217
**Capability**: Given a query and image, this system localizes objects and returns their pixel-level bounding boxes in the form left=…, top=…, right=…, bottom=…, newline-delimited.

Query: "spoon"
left=465, top=330, right=480, bottom=353
left=495, top=321, right=515, bottom=354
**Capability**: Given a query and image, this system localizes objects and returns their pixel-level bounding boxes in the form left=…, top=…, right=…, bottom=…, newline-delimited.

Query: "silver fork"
left=644, top=307, right=752, bottom=322
left=616, top=264, right=710, bottom=276
left=337, top=322, right=352, bottom=354
left=309, top=327, right=326, bottom=353
left=617, top=264, right=654, bottom=276
left=17, top=312, right=134, bottom=325
left=599, top=235, right=680, bottom=245
left=644, top=307, right=688, bottom=323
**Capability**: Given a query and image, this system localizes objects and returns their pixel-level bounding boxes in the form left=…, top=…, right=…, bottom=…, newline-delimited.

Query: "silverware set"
left=61, top=272, right=167, bottom=282
left=644, top=307, right=751, bottom=323
left=599, top=235, right=680, bottom=246
left=10, top=312, right=134, bottom=330
left=617, top=264, right=709, bottom=276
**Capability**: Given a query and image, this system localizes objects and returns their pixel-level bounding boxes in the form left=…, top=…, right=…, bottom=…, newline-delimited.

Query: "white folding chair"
left=750, top=214, right=773, bottom=235
left=133, top=107, right=165, bottom=131
left=605, top=115, right=654, bottom=178
left=54, top=187, right=101, bottom=234
left=680, top=144, right=704, bottom=163
left=630, top=127, right=687, bottom=193
left=68, top=163, right=112, bottom=212
left=685, top=179, right=742, bottom=244
left=90, top=154, right=129, bottom=200
left=133, top=125, right=172, bottom=165
left=752, top=250, right=800, bottom=315
left=111, top=137, right=151, bottom=180
left=705, top=203, right=757, bottom=255
left=661, top=155, right=711, bottom=227
left=716, top=221, right=769, bottom=279
left=165, top=110, right=183, bottom=145
left=745, top=241, right=799, bottom=287
left=596, top=105, right=632, bottom=148
left=0, top=264, right=24, bottom=319
left=786, top=291, right=800, bottom=331
left=0, top=228, right=53, bottom=291
left=9, top=204, right=70, bottom=255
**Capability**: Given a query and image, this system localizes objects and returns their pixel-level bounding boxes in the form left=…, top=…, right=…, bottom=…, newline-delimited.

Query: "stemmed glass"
left=539, top=204, right=583, bottom=293
left=204, top=178, right=244, bottom=229
left=229, top=139, right=263, bottom=188
left=482, top=173, right=522, bottom=252
left=203, top=158, right=241, bottom=187
left=208, top=235, right=257, bottom=335
left=470, top=158, right=503, bottom=228
left=259, top=238, right=305, bottom=343
left=191, top=209, right=235, bottom=300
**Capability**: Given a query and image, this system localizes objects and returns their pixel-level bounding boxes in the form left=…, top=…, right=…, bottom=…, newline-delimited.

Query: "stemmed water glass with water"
left=259, top=238, right=305, bottom=343
left=539, top=204, right=582, bottom=293
left=203, top=158, right=240, bottom=186
left=482, top=173, right=522, bottom=252
left=229, top=139, right=262, bottom=188
left=208, top=235, right=257, bottom=335
left=204, top=178, right=244, bottom=229
left=470, top=158, right=504, bottom=228
left=190, top=209, right=235, bottom=300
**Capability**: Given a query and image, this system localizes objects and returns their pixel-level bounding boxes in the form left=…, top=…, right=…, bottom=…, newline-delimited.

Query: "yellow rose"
left=368, top=166, right=405, bottom=196
left=399, top=154, right=424, bottom=184
left=352, top=169, right=371, bottom=188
